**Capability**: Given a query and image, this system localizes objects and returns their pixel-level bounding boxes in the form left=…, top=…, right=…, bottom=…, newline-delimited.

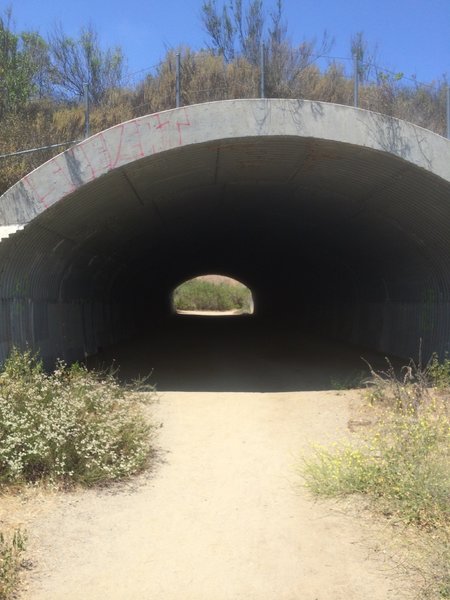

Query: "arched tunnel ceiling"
left=1, top=98, right=450, bottom=366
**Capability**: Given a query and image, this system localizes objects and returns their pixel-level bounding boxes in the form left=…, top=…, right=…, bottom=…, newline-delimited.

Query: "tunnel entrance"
left=1, top=100, right=450, bottom=387
left=172, top=275, right=254, bottom=316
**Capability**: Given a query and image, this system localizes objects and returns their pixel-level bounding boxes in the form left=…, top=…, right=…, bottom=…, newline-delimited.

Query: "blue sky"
left=7, top=0, right=450, bottom=84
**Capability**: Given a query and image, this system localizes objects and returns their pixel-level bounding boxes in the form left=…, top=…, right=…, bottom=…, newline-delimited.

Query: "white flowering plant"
left=0, top=349, right=154, bottom=486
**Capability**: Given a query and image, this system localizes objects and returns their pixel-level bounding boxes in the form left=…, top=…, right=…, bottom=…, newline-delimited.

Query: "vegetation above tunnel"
left=0, top=1, right=448, bottom=196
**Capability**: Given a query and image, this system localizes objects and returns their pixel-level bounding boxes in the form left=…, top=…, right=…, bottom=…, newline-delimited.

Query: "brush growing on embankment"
left=173, top=278, right=252, bottom=313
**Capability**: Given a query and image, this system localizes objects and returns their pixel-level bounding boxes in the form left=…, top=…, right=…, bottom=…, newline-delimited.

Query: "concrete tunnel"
left=1, top=98, right=450, bottom=380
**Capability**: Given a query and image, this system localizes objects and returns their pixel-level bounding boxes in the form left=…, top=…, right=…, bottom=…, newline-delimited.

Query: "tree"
left=201, top=0, right=265, bottom=65
left=201, top=0, right=332, bottom=97
left=48, top=24, right=125, bottom=105
left=350, top=31, right=377, bottom=82
left=236, top=0, right=264, bottom=65
left=264, top=1, right=331, bottom=96
left=201, top=0, right=235, bottom=61
left=21, top=31, right=52, bottom=99
left=0, top=8, right=47, bottom=116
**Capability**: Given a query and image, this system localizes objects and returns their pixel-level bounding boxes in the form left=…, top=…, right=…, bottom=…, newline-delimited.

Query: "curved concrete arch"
left=1, top=99, right=450, bottom=366
left=2, top=99, right=450, bottom=226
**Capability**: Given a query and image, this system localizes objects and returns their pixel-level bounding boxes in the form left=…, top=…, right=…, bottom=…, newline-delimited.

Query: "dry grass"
left=0, top=528, right=26, bottom=600
left=301, top=356, right=450, bottom=598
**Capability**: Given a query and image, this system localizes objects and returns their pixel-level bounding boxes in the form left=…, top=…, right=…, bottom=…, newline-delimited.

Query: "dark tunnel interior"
left=2, top=135, right=450, bottom=390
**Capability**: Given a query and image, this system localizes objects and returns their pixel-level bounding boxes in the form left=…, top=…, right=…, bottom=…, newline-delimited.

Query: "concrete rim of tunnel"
left=1, top=98, right=450, bottom=227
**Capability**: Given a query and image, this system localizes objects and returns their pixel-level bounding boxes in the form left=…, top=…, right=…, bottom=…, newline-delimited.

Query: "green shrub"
left=0, top=349, right=154, bottom=486
left=428, top=354, right=450, bottom=389
left=173, top=279, right=252, bottom=312
left=0, top=529, right=26, bottom=600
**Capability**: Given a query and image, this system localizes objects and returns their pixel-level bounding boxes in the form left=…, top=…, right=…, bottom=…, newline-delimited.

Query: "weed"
left=0, top=528, right=26, bottom=600
left=301, top=356, right=450, bottom=597
left=362, top=355, right=433, bottom=414
left=303, top=407, right=449, bottom=527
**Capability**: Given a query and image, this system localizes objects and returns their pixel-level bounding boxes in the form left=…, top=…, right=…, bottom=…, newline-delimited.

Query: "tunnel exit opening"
left=171, top=275, right=254, bottom=317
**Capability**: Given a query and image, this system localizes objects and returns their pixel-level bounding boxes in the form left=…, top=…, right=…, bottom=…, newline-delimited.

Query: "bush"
left=303, top=357, right=450, bottom=527
left=428, top=354, right=450, bottom=389
left=0, top=349, right=154, bottom=486
left=173, top=279, right=252, bottom=312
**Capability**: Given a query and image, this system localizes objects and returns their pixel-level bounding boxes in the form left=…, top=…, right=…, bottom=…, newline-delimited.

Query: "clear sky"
left=7, top=0, right=450, bottom=84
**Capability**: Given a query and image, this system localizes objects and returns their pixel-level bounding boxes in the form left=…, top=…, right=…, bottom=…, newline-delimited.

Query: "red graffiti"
left=98, top=132, right=111, bottom=169
left=132, top=120, right=145, bottom=158
left=51, top=160, right=73, bottom=193
left=151, top=113, right=170, bottom=131
left=110, top=124, right=125, bottom=168
left=77, top=144, right=97, bottom=180
left=23, top=175, right=49, bottom=209
left=145, top=108, right=191, bottom=151
left=15, top=107, right=192, bottom=216
left=175, top=107, right=191, bottom=146
left=116, top=119, right=147, bottom=162
left=84, top=107, right=192, bottom=173
left=97, top=126, right=127, bottom=170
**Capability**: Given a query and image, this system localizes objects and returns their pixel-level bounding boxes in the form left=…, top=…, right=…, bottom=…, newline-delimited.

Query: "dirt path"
left=18, top=391, right=410, bottom=600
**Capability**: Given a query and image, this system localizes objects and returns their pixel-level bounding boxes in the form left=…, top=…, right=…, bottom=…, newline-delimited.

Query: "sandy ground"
left=11, top=390, right=412, bottom=600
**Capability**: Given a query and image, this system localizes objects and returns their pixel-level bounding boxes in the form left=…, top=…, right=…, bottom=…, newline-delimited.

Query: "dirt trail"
left=18, top=391, right=410, bottom=600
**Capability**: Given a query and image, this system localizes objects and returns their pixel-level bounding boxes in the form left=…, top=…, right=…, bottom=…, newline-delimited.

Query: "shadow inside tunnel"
left=86, top=314, right=402, bottom=393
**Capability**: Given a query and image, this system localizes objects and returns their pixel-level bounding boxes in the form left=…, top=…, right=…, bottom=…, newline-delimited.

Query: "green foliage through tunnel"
left=172, top=276, right=254, bottom=314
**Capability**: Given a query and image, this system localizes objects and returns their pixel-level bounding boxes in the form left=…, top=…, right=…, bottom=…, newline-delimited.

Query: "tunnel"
left=0, top=99, right=450, bottom=388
